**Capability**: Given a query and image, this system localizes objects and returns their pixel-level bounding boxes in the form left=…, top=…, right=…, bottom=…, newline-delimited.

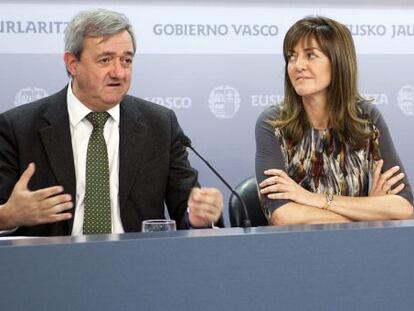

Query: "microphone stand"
left=183, top=136, right=251, bottom=228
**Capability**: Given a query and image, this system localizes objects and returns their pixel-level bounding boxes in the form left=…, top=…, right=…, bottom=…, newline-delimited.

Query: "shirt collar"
left=67, top=81, right=120, bottom=127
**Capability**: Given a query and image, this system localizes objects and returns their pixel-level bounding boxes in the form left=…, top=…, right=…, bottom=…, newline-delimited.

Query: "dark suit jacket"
left=0, top=87, right=199, bottom=236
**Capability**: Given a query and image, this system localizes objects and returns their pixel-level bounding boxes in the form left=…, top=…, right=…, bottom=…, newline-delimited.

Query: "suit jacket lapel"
left=39, top=87, right=77, bottom=230
left=37, top=92, right=147, bottom=230
left=119, top=97, right=147, bottom=210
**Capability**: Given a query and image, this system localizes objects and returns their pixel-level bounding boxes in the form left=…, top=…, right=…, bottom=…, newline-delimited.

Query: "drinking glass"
left=141, top=219, right=176, bottom=232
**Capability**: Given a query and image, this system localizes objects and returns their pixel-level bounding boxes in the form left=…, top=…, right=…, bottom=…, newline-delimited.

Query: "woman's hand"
left=259, top=169, right=321, bottom=207
left=369, top=159, right=405, bottom=196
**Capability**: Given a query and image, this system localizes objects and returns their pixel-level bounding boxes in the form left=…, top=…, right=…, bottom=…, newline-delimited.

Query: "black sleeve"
left=0, top=112, right=20, bottom=206
left=255, top=106, right=290, bottom=219
left=368, top=104, right=413, bottom=204
left=164, top=109, right=198, bottom=229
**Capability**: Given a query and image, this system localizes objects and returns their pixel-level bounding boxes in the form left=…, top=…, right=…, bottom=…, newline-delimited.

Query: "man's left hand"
left=188, top=187, right=223, bottom=228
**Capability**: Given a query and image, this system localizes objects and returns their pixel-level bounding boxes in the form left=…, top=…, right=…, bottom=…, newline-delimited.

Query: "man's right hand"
left=0, top=163, right=73, bottom=230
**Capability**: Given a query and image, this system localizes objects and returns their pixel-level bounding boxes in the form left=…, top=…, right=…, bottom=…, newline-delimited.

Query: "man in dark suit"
left=0, top=9, right=223, bottom=235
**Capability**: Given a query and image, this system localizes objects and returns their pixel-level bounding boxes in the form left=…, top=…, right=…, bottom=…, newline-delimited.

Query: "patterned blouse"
left=255, top=101, right=413, bottom=220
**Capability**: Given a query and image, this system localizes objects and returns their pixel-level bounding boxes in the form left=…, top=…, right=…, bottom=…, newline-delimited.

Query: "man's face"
left=65, top=30, right=134, bottom=111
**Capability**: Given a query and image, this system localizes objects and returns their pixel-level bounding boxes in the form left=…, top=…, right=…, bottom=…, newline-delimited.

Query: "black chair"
left=229, top=176, right=268, bottom=227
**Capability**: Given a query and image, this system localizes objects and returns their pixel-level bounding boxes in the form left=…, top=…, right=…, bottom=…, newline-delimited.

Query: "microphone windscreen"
left=180, top=133, right=192, bottom=147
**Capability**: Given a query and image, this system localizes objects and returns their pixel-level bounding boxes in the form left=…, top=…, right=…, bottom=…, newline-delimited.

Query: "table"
left=1, top=220, right=414, bottom=310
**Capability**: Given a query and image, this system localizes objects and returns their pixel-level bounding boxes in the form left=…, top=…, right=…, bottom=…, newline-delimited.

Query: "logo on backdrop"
left=14, top=87, right=48, bottom=107
left=251, top=94, right=284, bottom=107
left=0, top=20, right=69, bottom=34
left=397, top=84, right=414, bottom=116
left=208, top=85, right=241, bottom=119
left=153, top=24, right=278, bottom=37
left=363, top=93, right=389, bottom=105
left=145, top=96, right=192, bottom=109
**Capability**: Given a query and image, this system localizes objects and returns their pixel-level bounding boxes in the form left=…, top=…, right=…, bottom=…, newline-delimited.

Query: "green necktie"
left=83, top=112, right=111, bottom=234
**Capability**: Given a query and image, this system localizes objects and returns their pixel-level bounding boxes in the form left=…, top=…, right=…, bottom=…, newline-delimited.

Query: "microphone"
left=180, top=133, right=251, bottom=228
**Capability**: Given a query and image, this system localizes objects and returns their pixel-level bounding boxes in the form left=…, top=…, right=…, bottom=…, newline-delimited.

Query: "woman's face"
left=287, top=36, right=331, bottom=101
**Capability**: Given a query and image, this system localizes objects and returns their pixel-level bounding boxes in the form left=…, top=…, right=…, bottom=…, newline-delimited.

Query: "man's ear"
left=64, top=52, right=78, bottom=76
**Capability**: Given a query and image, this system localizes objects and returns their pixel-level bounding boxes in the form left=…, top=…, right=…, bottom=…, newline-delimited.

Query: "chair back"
left=229, top=176, right=268, bottom=227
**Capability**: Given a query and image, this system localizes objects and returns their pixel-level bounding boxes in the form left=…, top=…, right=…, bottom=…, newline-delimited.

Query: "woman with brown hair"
left=256, top=16, right=413, bottom=225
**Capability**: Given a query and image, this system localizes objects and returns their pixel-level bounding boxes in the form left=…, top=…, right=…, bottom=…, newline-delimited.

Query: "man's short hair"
left=64, top=8, right=136, bottom=60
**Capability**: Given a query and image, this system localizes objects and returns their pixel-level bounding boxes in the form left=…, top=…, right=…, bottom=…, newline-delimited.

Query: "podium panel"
left=1, top=221, right=414, bottom=311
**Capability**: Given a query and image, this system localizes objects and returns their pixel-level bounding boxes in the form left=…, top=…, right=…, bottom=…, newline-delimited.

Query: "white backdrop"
left=1, top=0, right=414, bottom=225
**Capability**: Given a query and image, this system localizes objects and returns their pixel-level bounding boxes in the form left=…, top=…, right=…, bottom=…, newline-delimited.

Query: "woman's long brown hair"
left=271, top=16, right=371, bottom=150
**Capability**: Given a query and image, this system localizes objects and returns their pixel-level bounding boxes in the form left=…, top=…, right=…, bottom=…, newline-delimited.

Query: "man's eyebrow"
left=96, top=50, right=134, bottom=57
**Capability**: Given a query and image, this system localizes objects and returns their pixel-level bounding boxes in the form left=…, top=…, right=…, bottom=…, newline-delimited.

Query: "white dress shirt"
left=67, top=83, right=124, bottom=235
